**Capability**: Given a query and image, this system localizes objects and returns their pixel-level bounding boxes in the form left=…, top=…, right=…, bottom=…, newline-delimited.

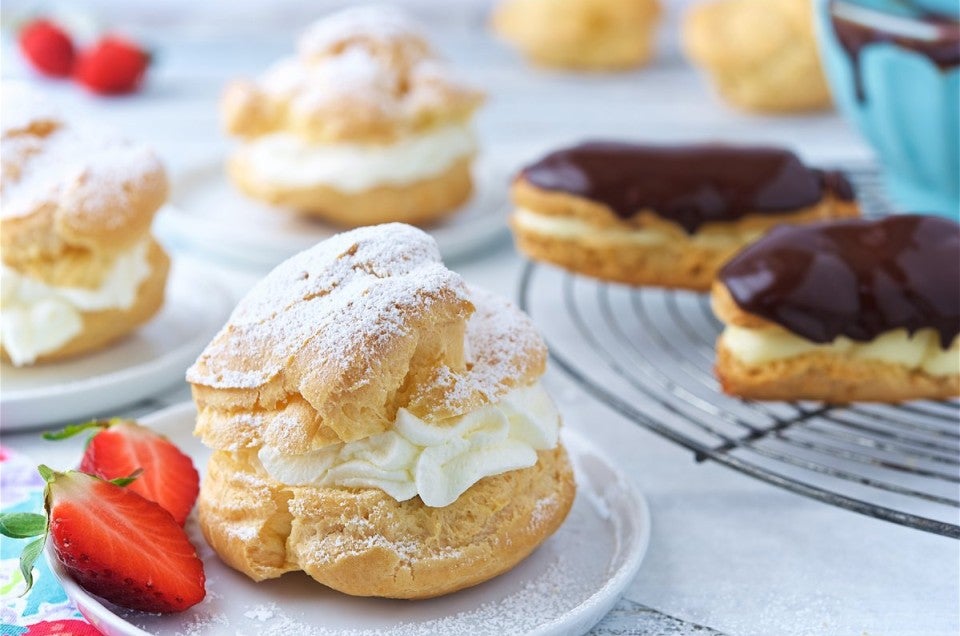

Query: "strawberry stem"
left=109, top=468, right=144, bottom=487
left=42, top=418, right=120, bottom=441
left=37, top=464, right=57, bottom=482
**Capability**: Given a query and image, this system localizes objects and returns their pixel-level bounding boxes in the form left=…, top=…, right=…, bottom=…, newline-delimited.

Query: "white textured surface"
left=2, top=5, right=956, bottom=636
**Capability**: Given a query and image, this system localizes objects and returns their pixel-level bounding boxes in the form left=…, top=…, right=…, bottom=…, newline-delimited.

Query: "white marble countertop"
left=2, top=5, right=958, bottom=635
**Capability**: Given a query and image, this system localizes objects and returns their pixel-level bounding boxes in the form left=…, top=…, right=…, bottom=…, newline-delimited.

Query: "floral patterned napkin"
left=0, top=447, right=101, bottom=636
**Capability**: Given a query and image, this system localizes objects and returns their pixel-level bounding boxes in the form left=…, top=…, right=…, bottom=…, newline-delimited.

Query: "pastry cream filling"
left=512, top=207, right=763, bottom=248
left=0, top=240, right=152, bottom=366
left=258, top=383, right=560, bottom=507
left=239, top=122, right=476, bottom=192
left=722, top=325, right=960, bottom=376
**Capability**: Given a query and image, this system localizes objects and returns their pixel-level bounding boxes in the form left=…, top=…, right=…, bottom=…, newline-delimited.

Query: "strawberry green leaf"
left=19, top=537, right=45, bottom=596
left=41, top=419, right=110, bottom=441
left=37, top=465, right=56, bottom=483
left=0, top=513, right=46, bottom=538
left=108, top=468, right=143, bottom=487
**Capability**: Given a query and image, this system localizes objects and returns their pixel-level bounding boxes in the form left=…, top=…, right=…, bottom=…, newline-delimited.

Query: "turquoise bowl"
left=814, top=0, right=960, bottom=217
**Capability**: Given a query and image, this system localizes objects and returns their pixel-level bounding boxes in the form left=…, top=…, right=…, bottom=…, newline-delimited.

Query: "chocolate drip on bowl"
left=829, top=0, right=960, bottom=101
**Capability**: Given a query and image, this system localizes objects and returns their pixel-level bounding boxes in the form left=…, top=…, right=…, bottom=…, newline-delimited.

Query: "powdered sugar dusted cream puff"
left=493, top=0, right=662, bottom=70
left=713, top=215, right=960, bottom=403
left=510, top=141, right=860, bottom=290
left=187, top=223, right=575, bottom=599
left=1, top=86, right=170, bottom=366
left=222, top=6, right=485, bottom=226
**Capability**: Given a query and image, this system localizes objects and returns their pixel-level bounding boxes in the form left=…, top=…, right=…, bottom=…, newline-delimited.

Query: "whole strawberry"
left=19, top=19, right=75, bottom=77
left=74, top=36, right=149, bottom=95
left=0, top=467, right=205, bottom=613
left=46, top=419, right=199, bottom=525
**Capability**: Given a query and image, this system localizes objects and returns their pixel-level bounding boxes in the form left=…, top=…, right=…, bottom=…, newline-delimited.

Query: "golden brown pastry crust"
left=227, top=154, right=473, bottom=226
left=198, top=444, right=575, bottom=599
left=1, top=239, right=170, bottom=364
left=493, top=0, right=662, bottom=70
left=510, top=176, right=860, bottom=291
left=2, top=112, right=169, bottom=272
left=682, top=0, right=831, bottom=112
left=714, top=338, right=960, bottom=403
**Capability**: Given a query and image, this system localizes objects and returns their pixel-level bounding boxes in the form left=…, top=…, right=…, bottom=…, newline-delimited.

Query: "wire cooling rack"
left=517, top=166, right=960, bottom=538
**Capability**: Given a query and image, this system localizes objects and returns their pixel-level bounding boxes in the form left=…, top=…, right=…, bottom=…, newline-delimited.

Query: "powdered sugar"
left=297, top=5, right=425, bottom=59
left=245, top=6, right=481, bottom=132
left=262, top=48, right=400, bottom=118
left=1, top=91, right=164, bottom=221
left=187, top=223, right=468, bottom=390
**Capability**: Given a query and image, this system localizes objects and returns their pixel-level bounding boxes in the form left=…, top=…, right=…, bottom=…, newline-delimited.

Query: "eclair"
left=187, top=223, right=575, bottom=599
left=221, top=6, right=485, bottom=226
left=713, top=215, right=960, bottom=403
left=492, top=0, right=661, bottom=70
left=1, top=86, right=170, bottom=366
left=510, top=141, right=860, bottom=290
left=682, top=0, right=832, bottom=112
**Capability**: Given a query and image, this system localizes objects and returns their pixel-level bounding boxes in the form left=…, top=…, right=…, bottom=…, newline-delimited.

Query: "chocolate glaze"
left=719, top=215, right=960, bottom=348
left=520, top=142, right=854, bottom=234
left=830, top=1, right=960, bottom=101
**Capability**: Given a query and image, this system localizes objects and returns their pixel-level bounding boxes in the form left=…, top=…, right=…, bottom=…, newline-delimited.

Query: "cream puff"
left=510, top=141, right=860, bottom=290
left=0, top=86, right=170, bottom=367
left=682, top=0, right=832, bottom=113
left=221, top=6, right=485, bottom=226
left=713, top=215, right=960, bottom=403
left=492, top=0, right=661, bottom=70
left=186, top=223, right=575, bottom=599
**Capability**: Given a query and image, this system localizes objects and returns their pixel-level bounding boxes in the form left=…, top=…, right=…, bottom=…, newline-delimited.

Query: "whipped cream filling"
left=239, top=122, right=475, bottom=192
left=513, top=208, right=763, bottom=248
left=0, top=240, right=152, bottom=366
left=258, top=383, right=560, bottom=507
left=722, top=325, right=960, bottom=376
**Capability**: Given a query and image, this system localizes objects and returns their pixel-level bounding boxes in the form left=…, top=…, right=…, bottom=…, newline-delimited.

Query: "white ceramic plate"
left=157, top=156, right=512, bottom=271
left=46, top=401, right=651, bottom=636
left=0, top=265, right=233, bottom=430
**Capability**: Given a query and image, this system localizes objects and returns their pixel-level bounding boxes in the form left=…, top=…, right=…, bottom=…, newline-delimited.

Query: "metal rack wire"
left=517, top=166, right=960, bottom=538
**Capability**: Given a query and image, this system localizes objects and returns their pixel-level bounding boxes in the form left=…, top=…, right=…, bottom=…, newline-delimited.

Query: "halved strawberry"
left=46, top=419, right=199, bottom=526
left=0, top=467, right=205, bottom=613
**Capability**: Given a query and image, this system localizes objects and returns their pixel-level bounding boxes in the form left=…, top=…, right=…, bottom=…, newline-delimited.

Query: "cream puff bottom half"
left=229, top=124, right=476, bottom=226
left=716, top=326, right=960, bottom=402
left=199, top=444, right=575, bottom=599
left=511, top=207, right=763, bottom=290
left=0, top=239, right=169, bottom=365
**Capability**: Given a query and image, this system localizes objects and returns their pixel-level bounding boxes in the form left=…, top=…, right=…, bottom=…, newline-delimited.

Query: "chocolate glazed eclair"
left=509, top=141, right=859, bottom=290
left=712, top=215, right=960, bottom=403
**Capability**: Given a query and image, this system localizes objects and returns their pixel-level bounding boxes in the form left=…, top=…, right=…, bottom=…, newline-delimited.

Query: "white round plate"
left=157, top=156, right=511, bottom=271
left=46, top=401, right=651, bottom=636
left=0, top=265, right=233, bottom=430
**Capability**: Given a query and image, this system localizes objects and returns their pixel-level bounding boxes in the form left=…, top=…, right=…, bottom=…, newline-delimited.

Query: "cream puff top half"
left=188, top=224, right=559, bottom=507
left=220, top=6, right=485, bottom=145
left=1, top=85, right=168, bottom=264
